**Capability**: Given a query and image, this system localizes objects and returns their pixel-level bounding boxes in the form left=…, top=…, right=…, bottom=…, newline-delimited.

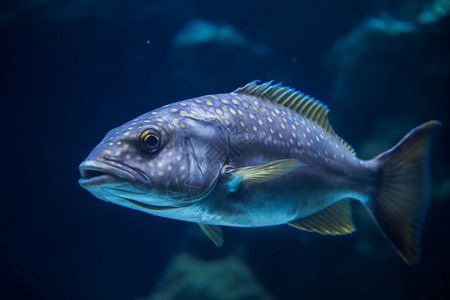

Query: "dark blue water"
left=1, top=1, right=449, bottom=299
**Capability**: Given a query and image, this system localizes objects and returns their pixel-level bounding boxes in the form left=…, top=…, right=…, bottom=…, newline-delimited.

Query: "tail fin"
left=365, top=120, right=440, bottom=264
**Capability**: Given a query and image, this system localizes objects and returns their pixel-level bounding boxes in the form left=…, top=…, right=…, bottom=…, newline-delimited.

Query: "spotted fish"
left=79, top=81, right=439, bottom=264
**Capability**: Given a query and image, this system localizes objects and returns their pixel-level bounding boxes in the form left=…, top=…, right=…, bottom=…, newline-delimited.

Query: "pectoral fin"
left=198, top=223, right=224, bottom=247
left=225, top=159, right=305, bottom=192
left=288, top=199, right=355, bottom=235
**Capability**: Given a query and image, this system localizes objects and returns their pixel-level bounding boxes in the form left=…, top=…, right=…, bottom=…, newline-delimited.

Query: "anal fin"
left=288, top=199, right=355, bottom=235
left=199, top=223, right=224, bottom=247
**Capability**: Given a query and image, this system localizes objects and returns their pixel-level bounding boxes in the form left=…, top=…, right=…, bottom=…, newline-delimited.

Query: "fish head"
left=79, top=109, right=229, bottom=212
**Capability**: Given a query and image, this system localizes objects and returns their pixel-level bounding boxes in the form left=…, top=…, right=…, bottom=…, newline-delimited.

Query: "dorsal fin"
left=234, top=81, right=356, bottom=155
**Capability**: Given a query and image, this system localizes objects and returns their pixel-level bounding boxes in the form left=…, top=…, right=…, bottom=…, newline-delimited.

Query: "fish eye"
left=140, top=129, right=162, bottom=153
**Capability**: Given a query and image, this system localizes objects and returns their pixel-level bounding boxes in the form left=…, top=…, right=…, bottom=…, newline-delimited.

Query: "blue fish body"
left=79, top=81, right=439, bottom=264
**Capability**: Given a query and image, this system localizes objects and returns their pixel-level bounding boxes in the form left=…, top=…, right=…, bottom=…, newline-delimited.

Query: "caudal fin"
left=365, top=120, right=440, bottom=264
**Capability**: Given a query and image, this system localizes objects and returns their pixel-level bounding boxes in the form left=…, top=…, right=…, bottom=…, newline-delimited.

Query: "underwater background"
left=1, top=0, right=449, bottom=299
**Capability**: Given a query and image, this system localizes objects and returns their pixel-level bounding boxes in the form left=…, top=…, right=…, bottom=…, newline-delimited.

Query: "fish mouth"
left=79, top=160, right=187, bottom=211
left=79, top=159, right=150, bottom=188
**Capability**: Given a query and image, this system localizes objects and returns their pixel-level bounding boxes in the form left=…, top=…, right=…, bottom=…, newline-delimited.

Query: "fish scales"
left=152, top=93, right=369, bottom=220
left=79, top=81, right=440, bottom=264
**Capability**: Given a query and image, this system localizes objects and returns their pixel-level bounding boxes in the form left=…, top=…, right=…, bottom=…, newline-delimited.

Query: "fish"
left=79, top=81, right=440, bottom=264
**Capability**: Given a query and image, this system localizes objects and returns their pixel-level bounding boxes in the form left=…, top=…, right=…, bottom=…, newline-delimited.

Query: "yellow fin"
left=234, top=81, right=356, bottom=155
left=226, top=159, right=305, bottom=192
left=198, top=223, right=224, bottom=247
left=288, top=199, right=355, bottom=235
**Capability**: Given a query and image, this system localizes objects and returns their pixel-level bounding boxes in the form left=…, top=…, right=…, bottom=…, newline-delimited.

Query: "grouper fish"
left=79, top=81, right=439, bottom=264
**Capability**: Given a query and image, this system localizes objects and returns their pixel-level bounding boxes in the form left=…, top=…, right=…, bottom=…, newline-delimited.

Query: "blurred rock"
left=170, top=19, right=278, bottom=97
left=417, top=0, right=450, bottom=24
left=144, top=252, right=274, bottom=300
left=324, top=6, right=450, bottom=144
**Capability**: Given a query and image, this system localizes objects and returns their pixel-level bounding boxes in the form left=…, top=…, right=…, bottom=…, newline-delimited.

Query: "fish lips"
left=78, top=160, right=183, bottom=210
left=78, top=160, right=151, bottom=190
